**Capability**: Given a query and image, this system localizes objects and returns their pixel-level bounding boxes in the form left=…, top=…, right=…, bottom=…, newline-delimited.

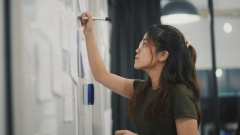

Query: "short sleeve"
left=133, top=79, right=145, bottom=91
left=170, top=86, right=198, bottom=120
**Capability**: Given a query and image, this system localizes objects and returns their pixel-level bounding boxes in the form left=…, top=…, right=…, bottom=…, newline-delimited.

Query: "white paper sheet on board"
left=61, top=7, right=71, bottom=51
left=35, top=40, right=53, bottom=102
left=51, top=44, right=63, bottom=96
left=69, top=12, right=79, bottom=84
left=34, top=0, right=55, bottom=39
left=51, top=1, right=63, bottom=96
left=63, top=74, right=74, bottom=122
left=78, top=0, right=87, bottom=12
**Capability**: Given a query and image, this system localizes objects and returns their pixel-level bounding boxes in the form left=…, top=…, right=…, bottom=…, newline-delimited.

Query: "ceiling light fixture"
left=161, top=1, right=201, bottom=24
left=223, top=23, right=232, bottom=33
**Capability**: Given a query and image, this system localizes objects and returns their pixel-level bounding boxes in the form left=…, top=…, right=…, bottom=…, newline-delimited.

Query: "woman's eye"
left=143, top=43, right=147, bottom=46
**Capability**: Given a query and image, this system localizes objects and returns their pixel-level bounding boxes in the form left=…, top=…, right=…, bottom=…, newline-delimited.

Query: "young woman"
left=79, top=12, right=202, bottom=135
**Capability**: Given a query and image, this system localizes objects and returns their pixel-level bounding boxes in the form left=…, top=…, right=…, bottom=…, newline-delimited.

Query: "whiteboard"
left=9, top=0, right=111, bottom=135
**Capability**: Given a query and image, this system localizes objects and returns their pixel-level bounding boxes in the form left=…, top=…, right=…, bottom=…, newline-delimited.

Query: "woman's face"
left=134, top=34, right=157, bottom=70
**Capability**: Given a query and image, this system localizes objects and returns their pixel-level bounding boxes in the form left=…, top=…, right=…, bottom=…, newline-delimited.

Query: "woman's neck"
left=146, top=66, right=163, bottom=90
left=150, top=74, right=160, bottom=89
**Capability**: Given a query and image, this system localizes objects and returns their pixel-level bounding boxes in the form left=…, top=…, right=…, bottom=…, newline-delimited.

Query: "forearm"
left=84, top=32, right=108, bottom=81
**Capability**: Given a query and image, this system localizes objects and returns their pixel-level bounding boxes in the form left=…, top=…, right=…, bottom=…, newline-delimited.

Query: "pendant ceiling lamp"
left=161, top=1, right=201, bottom=24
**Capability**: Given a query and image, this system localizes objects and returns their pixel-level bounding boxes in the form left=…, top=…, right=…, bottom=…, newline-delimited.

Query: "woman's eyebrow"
left=142, top=38, right=149, bottom=43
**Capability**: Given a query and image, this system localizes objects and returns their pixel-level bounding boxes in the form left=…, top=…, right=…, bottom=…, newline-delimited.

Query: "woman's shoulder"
left=172, top=85, right=193, bottom=100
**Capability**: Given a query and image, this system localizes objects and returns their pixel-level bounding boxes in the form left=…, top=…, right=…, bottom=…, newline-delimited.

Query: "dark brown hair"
left=127, top=24, right=202, bottom=125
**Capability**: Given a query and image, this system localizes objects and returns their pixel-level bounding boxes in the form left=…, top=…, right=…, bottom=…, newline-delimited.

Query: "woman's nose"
left=135, top=48, right=140, bottom=53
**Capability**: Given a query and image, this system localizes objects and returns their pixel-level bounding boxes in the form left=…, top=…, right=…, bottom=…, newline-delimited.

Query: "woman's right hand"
left=79, top=12, right=94, bottom=35
left=115, top=130, right=138, bottom=135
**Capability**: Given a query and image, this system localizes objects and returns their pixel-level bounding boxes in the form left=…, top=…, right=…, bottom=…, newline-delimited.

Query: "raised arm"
left=79, top=12, right=134, bottom=99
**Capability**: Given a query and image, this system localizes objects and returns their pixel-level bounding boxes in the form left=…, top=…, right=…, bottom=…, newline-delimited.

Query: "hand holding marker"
left=79, top=16, right=111, bottom=21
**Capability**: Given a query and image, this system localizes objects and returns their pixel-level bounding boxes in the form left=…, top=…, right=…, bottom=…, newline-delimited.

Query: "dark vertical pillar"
left=3, top=0, right=13, bottom=134
left=208, top=0, right=220, bottom=134
left=159, top=0, right=162, bottom=24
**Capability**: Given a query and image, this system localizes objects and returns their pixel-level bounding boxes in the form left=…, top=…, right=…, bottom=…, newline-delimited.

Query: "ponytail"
left=188, top=45, right=197, bottom=66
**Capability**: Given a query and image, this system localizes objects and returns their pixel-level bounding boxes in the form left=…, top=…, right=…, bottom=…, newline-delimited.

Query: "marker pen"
left=80, top=16, right=111, bottom=21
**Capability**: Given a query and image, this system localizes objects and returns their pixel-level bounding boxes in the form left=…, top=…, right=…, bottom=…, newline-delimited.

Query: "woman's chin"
left=134, top=64, right=138, bottom=69
left=134, top=64, right=141, bottom=70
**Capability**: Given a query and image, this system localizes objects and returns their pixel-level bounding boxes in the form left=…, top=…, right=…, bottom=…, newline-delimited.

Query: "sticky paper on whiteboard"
left=34, top=39, right=53, bottom=102
left=78, top=0, right=87, bottom=12
left=63, top=74, right=74, bottom=122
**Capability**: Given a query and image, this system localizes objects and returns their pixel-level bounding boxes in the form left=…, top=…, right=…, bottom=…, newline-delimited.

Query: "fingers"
left=85, top=12, right=93, bottom=21
left=115, top=130, right=137, bottom=135
left=79, top=13, right=87, bottom=27
left=115, top=130, right=138, bottom=135
left=79, top=12, right=93, bottom=27
left=115, top=130, right=127, bottom=135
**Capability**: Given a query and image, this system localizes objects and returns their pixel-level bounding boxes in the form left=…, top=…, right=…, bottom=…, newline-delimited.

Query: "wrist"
left=84, top=31, right=95, bottom=37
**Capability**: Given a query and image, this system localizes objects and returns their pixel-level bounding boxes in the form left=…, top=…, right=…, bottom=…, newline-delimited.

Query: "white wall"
left=171, top=16, right=240, bottom=70
left=0, top=0, right=6, bottom=134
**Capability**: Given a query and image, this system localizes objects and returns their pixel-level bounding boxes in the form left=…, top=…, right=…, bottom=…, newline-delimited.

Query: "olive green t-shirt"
left=132, top=80, right=198, bottom=135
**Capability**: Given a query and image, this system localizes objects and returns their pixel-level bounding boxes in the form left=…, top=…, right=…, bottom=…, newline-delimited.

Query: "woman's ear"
left=158, top=51, right=169, bottom=61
